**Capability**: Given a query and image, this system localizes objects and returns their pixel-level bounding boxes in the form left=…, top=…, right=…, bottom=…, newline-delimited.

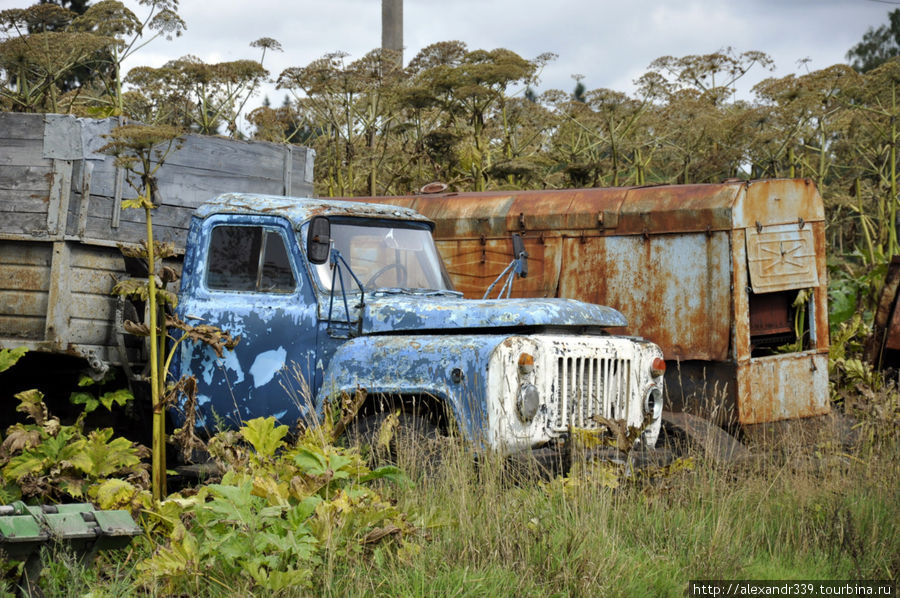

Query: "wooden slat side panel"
left=69, top=293, right=116, bottom=325
left=0, top=194, right=52, bottom=214
left=0, top=241, right=53, bottom=266
left=0, top=214, right=53, bottom=237
left=67, top=318, right=116, bottom=346
left=66, top=244, right=123, bottom=347
left=0, top=165, right=53, bottom=193
left=0, top=139, right=48, bottom=167
left=0, top=315, right=45, bottom=340
left=0, top=264, right=50, bottom=291
left=0, top=241, right=51, bottom=340
left=81, top=215, right=187, bottom=250
left=0, top=113, right=44, bottom=140
left=0, top=289, right=48, bottom=317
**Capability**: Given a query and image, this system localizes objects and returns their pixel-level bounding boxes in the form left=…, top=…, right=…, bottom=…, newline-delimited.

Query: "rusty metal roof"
left=342, top=179, right=824, bottom=237
left=195, top=193, right=432, bottom=228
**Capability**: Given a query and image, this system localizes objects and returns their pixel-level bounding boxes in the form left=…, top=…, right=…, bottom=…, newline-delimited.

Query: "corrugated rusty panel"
left=731, top=228, right=752, bottom=363
left=434, top=235, right=562, bottom=298
left=557, top=232, right=732, bottom=361
left=811, top=222, right=829, bottom=352
left=617, top=183, right=741, bottom=235
left=507, top=188, right=627, bottom=233
left=734, top=178, right=825, bottom=228
left=736, top=352, right=830, bottom=424
left=0, top=241, right=51, bottom=341
left=745, top=223, right=818, bottom=292
left=405, top=193, right=515, bottom=238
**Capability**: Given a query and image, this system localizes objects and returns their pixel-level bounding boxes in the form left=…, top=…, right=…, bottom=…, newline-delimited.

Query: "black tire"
left=346, top=410, right=443, bottom=477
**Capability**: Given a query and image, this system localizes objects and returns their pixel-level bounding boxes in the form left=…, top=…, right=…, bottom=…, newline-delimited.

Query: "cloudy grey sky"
left=9, top=0, right=890, bottom=114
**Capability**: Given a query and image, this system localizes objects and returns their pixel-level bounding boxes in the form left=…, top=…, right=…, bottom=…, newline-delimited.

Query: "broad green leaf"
left=241, top=417, right=288, bottom=459
left=0, top=347, right=27, bottom=373
left=828, top=283, right=858, bottom=330
left=91, top=478, right=138, bottom=509
left=286, top=496, right=321, bottom=529
left=70, top=392, right=100, bottom=414
left=327, top=453, right=353, bottom=475
left=69, top=429, right=141, bottom=477
left=360, top=465, right=410, bottom=486
left=293, top=447, right=327, bottom=476
left=121, top=196, right=149, bottom=210
left=3, top=453, right=46, bottom=480
left=14, top=389, right=46, bottom=425
left=99, top=388, right=133, bottom=410
left=77, top=375, right=96, bottom=387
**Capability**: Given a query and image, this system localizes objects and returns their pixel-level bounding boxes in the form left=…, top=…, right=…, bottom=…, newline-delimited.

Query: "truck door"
left=176, top=214, right=318, bottom=431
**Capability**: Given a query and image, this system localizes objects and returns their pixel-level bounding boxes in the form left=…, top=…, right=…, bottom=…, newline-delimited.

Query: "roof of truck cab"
left=194, top=193, right=433, bottom=228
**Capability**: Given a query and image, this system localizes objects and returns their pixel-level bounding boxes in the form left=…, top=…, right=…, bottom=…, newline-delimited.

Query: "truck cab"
left=174, top=193, right=665, bottom=454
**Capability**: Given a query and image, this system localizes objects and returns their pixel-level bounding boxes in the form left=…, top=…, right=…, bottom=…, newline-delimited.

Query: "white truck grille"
left=553, top=356, right=634, bottom=431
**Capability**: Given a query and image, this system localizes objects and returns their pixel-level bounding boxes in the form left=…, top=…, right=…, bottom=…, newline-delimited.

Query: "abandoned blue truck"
left=172, top=193, right=666, bottom=456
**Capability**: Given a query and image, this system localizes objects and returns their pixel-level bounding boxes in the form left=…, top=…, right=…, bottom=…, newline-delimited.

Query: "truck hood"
left=361, top=294, right=627, bottom=334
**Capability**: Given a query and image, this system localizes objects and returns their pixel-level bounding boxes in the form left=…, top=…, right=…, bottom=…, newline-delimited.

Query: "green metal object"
left=0, top=502, right=142, bottom=596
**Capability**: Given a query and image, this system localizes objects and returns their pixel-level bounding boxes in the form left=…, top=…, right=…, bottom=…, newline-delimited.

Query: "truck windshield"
left=310, top=221, right=454, bottom=292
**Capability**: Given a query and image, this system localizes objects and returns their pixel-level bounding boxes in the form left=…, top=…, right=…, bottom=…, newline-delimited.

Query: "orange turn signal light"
left=651, top=357, right=666, bottom=377
left=518, top=353, right=534, bottom=374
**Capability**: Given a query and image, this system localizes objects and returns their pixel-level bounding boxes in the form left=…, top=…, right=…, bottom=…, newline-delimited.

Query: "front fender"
left=319, top=334, right=507, bottom=444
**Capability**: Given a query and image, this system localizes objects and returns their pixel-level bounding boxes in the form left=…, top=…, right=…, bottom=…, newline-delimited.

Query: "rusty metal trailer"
left=0, top=112, right=315, bottom=376
left=344, top=179, right=830, bottom=432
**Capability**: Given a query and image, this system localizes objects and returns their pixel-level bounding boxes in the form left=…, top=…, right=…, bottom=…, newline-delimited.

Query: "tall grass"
left=13, top=411, right=898, bottom=597
left=317, top=421, right=898, bottom=598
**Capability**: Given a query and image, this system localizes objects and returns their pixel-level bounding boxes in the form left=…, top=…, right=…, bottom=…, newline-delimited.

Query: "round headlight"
left=644, top=386, right=663, bottom=420
left=516, top=383, right=540, bottom=422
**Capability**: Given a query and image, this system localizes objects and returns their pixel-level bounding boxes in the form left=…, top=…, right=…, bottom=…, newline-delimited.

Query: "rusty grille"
left=553, top=356, right=633, bottom=430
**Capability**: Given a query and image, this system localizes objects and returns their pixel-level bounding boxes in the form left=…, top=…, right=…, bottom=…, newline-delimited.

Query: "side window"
left=207, top=225, right=296, bottom=293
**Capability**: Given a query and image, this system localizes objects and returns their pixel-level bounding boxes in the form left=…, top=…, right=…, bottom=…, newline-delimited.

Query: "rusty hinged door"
left=745, top=223, right=818, bottom=293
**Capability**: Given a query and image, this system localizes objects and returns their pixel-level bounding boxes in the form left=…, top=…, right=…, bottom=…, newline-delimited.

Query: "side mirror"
left=512, top=233, right=528, bottom=278
left=307, top=216, right=331, bottom=265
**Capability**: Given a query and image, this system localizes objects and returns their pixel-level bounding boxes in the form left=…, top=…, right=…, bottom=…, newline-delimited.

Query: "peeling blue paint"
left=250, top=347, right=287, bottom=388
left=361, top=295, right=627, bottom=333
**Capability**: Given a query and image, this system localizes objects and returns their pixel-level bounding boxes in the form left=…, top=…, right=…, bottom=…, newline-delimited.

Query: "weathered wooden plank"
left=0, top=139, right=49, bottom=167
left=89, top=166, right=285, bottom=204
left=47, top=159, right=73, bottom=237
left=76, top=160, right=93, bottom=236
left=70, top=291, right=117, bottom=322
left=81, top=216, right=186, bottom=248
left=0, top=263, right=50, bottom=292
left=69, top=267, right=117, bottom=296
left=90, top=194, right=196, bottom=230
left=68, top=318, right=116, bottom=346
left=0, top=242, right=52, bottom=267
left=0, top=195, right=50, bottom=214
left=0, top=213, right=52, bottom=237
left=0, top=315, right=45, bottom=340
left=164, top=135, right=288, bottom=178
left=44, top=241, right=71, bottom=344
left=293, top=147, right=315, bottom=190
left=0, top=165, right=53, bottom=192
left=0, top=113, right=44, bottom=140
left=0, top=289, right=48, bottom=317
left=70, top=244, right=124, bottom=271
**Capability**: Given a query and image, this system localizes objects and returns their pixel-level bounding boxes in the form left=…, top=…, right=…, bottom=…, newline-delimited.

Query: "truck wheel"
left=346, top=411, right=442, bottom=478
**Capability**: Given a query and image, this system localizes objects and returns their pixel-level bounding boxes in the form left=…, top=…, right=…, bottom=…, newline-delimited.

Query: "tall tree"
left=847, top=9, right=900, bottom=73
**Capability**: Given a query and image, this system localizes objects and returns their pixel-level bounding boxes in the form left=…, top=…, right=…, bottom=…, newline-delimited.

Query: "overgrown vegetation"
left=1, top=408, right=896, bottom=596
left=0, top=384, right=148, bottom=506
left=1, top=3, right=899, bottom=595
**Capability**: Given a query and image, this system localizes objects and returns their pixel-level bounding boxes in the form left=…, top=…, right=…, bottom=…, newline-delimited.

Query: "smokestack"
left=382, top=0, right=403, bottom=66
